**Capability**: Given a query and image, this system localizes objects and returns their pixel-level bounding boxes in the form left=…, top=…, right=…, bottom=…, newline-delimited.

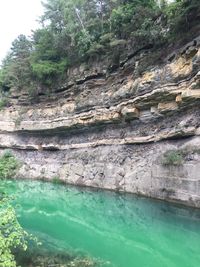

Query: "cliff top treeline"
left=0, top=0, right=200, bottom=97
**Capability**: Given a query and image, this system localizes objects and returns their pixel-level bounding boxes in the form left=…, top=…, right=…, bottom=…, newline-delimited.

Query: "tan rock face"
left=157, top=102, right=178, bottom=112
left=1, top=36, right=200, bottom=207
left=170, top=56, right=193, bottom=78
left=121, top=106, right=140, bottom=119
left=175, top=94, right=182, bottom=103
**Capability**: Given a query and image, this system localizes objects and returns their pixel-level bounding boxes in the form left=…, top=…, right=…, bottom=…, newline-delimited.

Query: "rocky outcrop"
left=1, top=36, right=200, bottom=207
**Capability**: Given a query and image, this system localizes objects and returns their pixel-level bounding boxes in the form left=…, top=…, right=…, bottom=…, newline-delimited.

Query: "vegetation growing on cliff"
left=0, top=0, right=200, bottom=96
left=0, top=151, right=19, bottom=179
left=162, top=150, right=184, bottom=166
left=162, top=146, right=200, bottom=166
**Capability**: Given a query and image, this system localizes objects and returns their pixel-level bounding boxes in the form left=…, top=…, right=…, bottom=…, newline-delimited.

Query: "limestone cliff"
left=1, top=36, right=200, bottom=207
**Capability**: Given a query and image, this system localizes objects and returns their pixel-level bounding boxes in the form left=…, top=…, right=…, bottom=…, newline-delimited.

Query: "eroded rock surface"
left=1, top=36, right=200, bottom=207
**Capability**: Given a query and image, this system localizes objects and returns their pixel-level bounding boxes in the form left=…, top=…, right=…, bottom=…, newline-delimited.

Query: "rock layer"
left=1, top=36, right=200, bottom=207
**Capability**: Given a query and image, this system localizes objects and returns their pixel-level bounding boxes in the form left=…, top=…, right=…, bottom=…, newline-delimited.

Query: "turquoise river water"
left=2, top=179, right=200, bottom=267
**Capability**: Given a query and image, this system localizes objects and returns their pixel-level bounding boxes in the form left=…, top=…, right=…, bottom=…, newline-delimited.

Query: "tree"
left=165, top=0, right=200, bottom=35
left=0, top=0, right=199, bottom=95
left=30, top=28, right=69, bottom=89
left=0, top=35, right=32, bottom=92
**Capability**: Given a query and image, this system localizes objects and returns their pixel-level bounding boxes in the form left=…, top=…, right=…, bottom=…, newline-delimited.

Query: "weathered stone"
left=176, top=94, right=182, bottom=103
left=1, top=35, right=200, bottom=208
left=121, top=106, right=140, bottom=119
left=157, top=102, right=178, bottom=112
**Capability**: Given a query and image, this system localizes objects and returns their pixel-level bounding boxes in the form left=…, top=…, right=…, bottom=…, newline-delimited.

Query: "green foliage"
left=0, top=0, right=199, bottom=95
left=31, top=59, right=68, bottom=86
left=162, top=146, right=200, bottom=167
left=110, top=1, right=161, bottom=44
left=0, top=197, right=28, bottom=267
left=30, top=28, right=69, bottom=89
left=164, top=0, right=200, bottom=36
left=0, top=151, right=19, bottom=179
left=162, top=150, right=183, bottom=166
left=0, top=35, right=32, bottom=92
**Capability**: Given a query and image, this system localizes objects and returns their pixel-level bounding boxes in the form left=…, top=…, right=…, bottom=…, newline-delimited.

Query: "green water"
left=3, top=179, right=200, bottom=267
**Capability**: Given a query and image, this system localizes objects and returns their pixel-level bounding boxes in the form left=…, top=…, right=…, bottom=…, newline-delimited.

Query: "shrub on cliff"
left=162, top=150, right=183, bottom=166
left=0, top=151, right=20, bottom=179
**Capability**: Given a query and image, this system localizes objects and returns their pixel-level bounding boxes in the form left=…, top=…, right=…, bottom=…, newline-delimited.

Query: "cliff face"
left=1, top=36, right=200, bottom=207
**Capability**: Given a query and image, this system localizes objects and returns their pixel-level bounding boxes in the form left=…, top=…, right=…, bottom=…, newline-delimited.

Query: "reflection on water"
left=3, top=179, right=200, bottom=267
